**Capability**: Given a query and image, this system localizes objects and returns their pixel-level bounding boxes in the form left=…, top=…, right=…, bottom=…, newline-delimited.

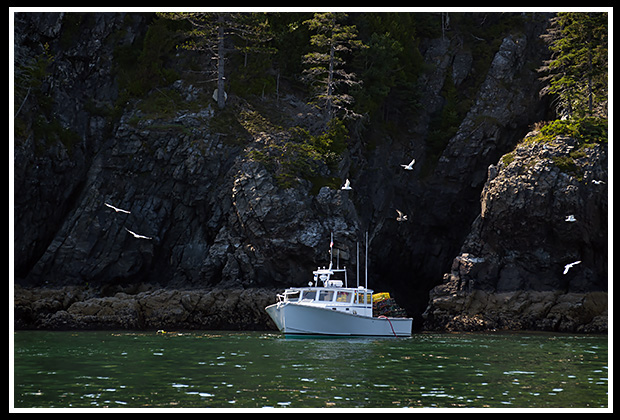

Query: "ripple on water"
left=13, top=331, right=609, bottom=409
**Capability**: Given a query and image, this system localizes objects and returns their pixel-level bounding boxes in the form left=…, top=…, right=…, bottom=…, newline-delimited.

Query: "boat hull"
left=265, top=302, right=412, bottom=337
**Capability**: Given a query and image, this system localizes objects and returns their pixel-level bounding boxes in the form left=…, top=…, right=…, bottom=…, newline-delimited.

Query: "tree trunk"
left=217, top=14, right=226, bottom=109
left=326, top=41, right=335, bottom=124
left=587, top=48, right=593, bottom=114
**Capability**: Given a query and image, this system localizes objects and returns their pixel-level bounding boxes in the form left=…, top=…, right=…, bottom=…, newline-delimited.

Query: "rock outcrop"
left=15, top=285, right=277, bottom=331
left=423, top=133, right=608, bottom=333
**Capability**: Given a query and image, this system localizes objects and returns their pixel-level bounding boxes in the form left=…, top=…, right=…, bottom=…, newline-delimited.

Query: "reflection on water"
left=13, top=331, right=608, bottom=409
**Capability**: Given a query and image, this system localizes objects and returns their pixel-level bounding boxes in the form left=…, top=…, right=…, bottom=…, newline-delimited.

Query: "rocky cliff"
left=423, top=130, right=608, bottom=332
left=13, top=12, right=607, bottom=332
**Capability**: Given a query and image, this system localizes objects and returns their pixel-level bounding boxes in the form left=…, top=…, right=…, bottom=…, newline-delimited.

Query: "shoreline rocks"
left=15, top=283, right=607, bottom=334
left=423, top=286, right=607, bottom=333
left=14, top=285, right=278, bottom=331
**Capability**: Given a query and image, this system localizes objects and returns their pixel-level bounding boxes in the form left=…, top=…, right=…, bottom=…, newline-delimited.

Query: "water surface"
left=13, top=330, right=608, bottom=409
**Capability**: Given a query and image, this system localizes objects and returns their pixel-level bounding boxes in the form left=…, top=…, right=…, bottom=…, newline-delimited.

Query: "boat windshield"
left=290, top=288, right=371, bottom=305
left=318, top=290, right=335, bottom=301
left=301, top=290, right=316, bottom=301
left=354, top=291, right=371, bottom=304
left=284, top=290, right=300, bottom=302
left=336, top=291, right=352, bottom=303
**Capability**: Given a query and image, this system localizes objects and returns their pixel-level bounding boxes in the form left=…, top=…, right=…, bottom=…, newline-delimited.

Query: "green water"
left=12, top=330, right=608, bottom=409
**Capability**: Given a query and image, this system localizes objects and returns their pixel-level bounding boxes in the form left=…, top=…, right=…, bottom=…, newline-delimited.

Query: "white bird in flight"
left=125, top=227, right=152, bottom=240
left=563, top=260, right=581, bottom=274
left=565, top=214, right=577, bottom=222
left=396, top=209, right=408, bottom=222
left=592, top=179, right=605, bottom=185
left=105, top=202, right=131, bottom=214
left=401, top=158, right=416, bottom=171
left=341, top=179, right=352, bottom=190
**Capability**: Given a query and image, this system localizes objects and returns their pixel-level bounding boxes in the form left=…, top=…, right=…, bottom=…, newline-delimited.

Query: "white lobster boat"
left=265, top=235, right=412, bottom=337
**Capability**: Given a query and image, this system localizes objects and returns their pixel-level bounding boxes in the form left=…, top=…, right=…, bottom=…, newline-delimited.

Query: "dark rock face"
left=19, top=101, right=361, bottom=291
left=357, top=27, right=552, bottom=327
left=14, top=12, right=144, bottom=279
left=13, top=12, right=606, bottom=332
left=423, top=135, right=608, bottom=332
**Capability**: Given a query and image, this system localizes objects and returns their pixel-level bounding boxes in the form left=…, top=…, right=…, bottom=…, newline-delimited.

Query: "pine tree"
left=538, top=12, right=608, bottom=118
left=302, top=13, right=365, bottom=126
left=159, top=12, right=273, bottom=109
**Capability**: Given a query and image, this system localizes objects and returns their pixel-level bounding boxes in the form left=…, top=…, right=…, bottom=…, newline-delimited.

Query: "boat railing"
left=278, top=286, right=372, bottom=306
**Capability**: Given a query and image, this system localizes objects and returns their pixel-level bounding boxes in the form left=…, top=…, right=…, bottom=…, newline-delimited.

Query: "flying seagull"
left=592, top=179, right=605, bottom=185
left=565, top=214, right=577, bottom=222
left=396, top=209, right=408, bottom=222
left=124, top=227, right=152, bottom=240
left=563, top=260, right=581, bottom=275
left=341, top=179, right=352, bottom=190
left=401, top=158, right=416, bottom=171
left=105, top=202, right=131, bottom=214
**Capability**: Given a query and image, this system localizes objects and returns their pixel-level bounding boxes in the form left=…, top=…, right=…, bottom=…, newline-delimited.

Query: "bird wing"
left=125, top=227, right=152, bottom=240
left=563, top=261, right=581, bottom=274
left=105, top=202, right=130, bottom=214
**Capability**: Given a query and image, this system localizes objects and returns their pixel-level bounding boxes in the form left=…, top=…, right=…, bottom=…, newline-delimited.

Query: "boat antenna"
left=329, top=231, right=334, bottom=269
left=356, top=241, right=360, bottom=288
left=365, top=231, right=368, bottom=289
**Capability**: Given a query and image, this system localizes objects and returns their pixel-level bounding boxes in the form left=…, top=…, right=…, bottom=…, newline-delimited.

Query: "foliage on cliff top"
left=247, top=118, right=348, bottom=189
left=528, top=117, right=607, bottom=145
left=502, top=116, right=607, bottom=179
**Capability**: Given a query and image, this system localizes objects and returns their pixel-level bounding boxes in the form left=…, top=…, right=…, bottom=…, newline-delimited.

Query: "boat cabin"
left=266, top=233, right=413, bottom=336
left=277, top=265, right=374, bottom=317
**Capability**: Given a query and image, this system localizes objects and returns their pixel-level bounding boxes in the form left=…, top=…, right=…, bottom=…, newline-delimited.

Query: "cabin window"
left=318, top=290, right=335, bottom=301
left=336, top=291, right=352, bottom=303
left=301, top=290, right=316, bottom=301
left=285, top=291, right=300, bottom=302
left=354, top=291, right=371, bottom=304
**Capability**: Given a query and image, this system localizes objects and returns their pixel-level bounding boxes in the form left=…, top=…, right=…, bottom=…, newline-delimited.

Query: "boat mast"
left=365, top=231, right=368, bottom=289
left=329, top=231, right=334, bottom=269
left=356, top=241, right=360, bottom=288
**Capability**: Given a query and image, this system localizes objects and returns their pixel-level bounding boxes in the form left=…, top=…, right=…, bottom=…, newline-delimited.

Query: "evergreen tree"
left=302, top=12, right=365, bottom=126
left=159, top=12, right=273, bottom=109
left=351, top=13, right=424, bottom=124
left=539, top=12, right=608, bottom=118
